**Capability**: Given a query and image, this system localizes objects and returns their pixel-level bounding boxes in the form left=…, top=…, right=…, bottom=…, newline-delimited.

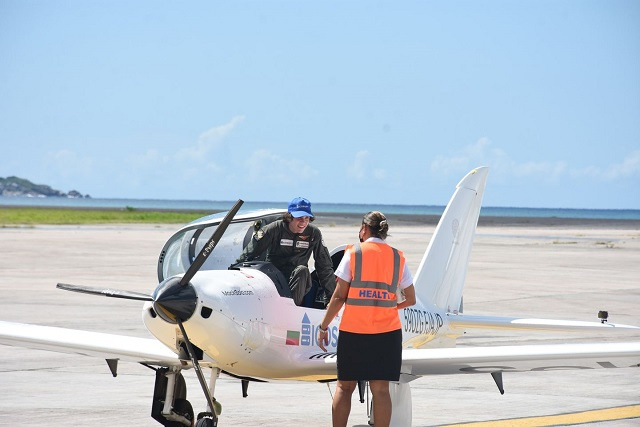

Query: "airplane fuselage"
left=142, top=267, right=456, bottom=381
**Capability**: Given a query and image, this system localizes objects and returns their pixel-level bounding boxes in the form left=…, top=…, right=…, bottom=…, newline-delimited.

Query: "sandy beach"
left=0, top=217, right=639, bottom=426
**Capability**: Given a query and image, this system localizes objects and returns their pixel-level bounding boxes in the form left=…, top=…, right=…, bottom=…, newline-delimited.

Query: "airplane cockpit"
left=157, top=208, right=344, bottom=309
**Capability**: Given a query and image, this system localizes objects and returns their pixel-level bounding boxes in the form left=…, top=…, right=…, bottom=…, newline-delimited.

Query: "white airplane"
left=1, top=166, right=639, bottom=427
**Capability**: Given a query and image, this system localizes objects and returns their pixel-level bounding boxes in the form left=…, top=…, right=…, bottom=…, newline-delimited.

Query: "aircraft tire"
left=195, top=417, right=215, bottom=427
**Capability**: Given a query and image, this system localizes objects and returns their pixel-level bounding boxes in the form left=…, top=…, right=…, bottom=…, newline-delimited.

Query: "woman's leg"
left=369, top=380, right=392, bottom=427
left=332, top=380, right=357, bottom=427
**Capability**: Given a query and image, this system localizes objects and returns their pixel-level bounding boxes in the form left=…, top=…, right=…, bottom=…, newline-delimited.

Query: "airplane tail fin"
left=412, top=167, right=489, bottom=312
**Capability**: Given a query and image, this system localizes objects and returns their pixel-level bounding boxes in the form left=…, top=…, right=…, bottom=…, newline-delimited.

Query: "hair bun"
left=362, top=211, right=389, bottom=239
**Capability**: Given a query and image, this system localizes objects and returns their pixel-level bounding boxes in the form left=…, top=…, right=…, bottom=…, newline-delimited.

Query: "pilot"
left=234, top=197, right=336, bottom=306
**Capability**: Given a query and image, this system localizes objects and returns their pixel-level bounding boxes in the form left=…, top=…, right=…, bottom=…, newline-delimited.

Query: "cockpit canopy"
left=157, top=209, right=285, bottom=282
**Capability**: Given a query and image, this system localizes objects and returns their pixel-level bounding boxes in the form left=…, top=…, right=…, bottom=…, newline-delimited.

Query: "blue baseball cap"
left=287, top=197, right=314, bottom=218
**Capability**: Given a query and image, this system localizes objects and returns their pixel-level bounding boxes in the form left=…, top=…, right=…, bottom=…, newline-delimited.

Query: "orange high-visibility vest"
left=339, top=242, right=404, bottom=334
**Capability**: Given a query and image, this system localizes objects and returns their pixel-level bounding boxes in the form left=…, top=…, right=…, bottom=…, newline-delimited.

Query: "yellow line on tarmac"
left=440, top=404, right=640, bottom=427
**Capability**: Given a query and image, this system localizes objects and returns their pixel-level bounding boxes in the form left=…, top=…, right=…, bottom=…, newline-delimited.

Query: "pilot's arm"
left=234, top=223, right=276, bottom=264
left=312, top=229, right=336, bottom=296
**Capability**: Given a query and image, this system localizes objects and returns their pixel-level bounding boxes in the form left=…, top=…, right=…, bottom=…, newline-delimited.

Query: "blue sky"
left=1, top=1, right=639, bottom=209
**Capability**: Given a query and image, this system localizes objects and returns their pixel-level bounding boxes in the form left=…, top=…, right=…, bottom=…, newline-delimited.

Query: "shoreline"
left=2, top=205, right=640, bottom=229
left=315, top=212, right=640, bottom=229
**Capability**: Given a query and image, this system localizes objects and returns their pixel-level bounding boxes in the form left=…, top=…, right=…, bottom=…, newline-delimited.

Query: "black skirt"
left=336, top=329, right=402, bottom=381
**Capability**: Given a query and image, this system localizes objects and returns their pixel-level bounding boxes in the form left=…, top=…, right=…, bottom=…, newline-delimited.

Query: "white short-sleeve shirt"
left=334, top=237, right=413, bottom=289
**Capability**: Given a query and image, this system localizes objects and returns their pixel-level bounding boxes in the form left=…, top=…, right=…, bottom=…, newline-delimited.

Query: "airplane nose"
left=152, top=276, right=198, bottom=324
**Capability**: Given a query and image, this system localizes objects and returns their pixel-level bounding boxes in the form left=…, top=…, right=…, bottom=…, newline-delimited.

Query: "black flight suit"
left=235, top=219, right=336, bottom=306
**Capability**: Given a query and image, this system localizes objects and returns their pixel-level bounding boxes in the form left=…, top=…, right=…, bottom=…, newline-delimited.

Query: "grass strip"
left=0, top=207, right=213, bottom=225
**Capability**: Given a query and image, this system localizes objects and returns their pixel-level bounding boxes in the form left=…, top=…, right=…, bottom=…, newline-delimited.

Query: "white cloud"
left=244, top=149, right=318, bottom=184
left=117, top=117, right=245, bottom=196
left=176, top=115, right=245, bottom=163
left=348, top=150, right=369, bottom=180
left=429, top=154, right=471, bottom=176
left=198, top=116, right=245, bottom=146
left=126, top=116, right=244, bottom=175
left=571, top=150, right=640, bottom=181
left=348, top=150, right=387, bottom=181
left=373, top=168, right=387, bottom=180
left=430, top=138, right=637, bottom=184
left=430, top=138, right=499, bottom=175
left=608, top=150, right=640, bottom=178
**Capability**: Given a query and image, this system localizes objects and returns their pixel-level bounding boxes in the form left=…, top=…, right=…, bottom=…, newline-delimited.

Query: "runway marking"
left=439, top=404, right=640, bottom=426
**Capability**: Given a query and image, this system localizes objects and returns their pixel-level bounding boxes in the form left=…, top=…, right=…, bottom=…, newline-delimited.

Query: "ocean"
left=1, top=196, right=639, bottom=221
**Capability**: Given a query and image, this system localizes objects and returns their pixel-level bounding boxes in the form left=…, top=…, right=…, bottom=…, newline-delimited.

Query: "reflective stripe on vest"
left=346, top=243, right=400, bottom=308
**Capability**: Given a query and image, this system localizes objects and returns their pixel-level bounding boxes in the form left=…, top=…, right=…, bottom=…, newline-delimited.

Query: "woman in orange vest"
left=318, top=211, right=416, bottom=427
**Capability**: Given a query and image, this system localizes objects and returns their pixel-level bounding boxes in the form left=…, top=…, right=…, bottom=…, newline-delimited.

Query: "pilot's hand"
left=317, top=327, right=329, bottom=352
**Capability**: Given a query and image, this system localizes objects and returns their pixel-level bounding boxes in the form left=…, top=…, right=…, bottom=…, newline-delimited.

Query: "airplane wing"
left=298, top=340, right=640, bottom=383
left=3, top=319, right=640, bottom=383
left=448, top=313, right=640, bottom=332
left=0, top=320, right=182, bottom=367
left=397, top=314, right=640, bottom=380
left=400, top=342, right=640, bottom=378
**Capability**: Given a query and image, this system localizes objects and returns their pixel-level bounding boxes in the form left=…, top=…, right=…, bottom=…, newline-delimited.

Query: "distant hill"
left=0, top=176, right=90, bottom=198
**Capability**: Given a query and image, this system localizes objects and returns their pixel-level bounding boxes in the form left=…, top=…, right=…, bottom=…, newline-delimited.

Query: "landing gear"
left=172, top=399, right=194, bottom=427
left=151, top=367, right=195, bottom=427
left=193, top=368, right=222, bottom=427
left=148, top=365, right=223, bottom=427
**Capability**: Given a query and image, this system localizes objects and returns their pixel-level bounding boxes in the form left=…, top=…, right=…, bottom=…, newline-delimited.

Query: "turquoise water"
left=1, top=196, right=639, bottom=220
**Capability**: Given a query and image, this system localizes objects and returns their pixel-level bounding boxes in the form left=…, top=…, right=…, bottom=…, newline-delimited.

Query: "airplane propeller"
left=57, top=199, right=245, bottom=426
left=56, top=284, right=153, bottom=301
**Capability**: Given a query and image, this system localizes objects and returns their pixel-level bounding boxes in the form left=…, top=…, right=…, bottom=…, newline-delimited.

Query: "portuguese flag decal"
left=286, top=330, right=300, bottom=345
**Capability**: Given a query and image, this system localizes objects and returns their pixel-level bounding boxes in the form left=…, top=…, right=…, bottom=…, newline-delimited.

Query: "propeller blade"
left=57, top=283, right=153, bottom=301
left=179, top=199, right=244, bottom=287
left=177, top=319, right=222, bottom=419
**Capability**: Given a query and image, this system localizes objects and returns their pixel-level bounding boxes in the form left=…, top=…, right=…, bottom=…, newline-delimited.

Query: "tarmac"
left=1, top=222, right=639, bottom=426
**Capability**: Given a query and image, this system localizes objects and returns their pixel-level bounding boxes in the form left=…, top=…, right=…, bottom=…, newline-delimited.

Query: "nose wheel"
left=196, top=414, right=217, bottom=427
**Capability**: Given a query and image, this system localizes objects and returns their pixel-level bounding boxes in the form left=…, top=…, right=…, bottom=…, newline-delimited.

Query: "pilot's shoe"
left=315, top=288, right=330, bottom=308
